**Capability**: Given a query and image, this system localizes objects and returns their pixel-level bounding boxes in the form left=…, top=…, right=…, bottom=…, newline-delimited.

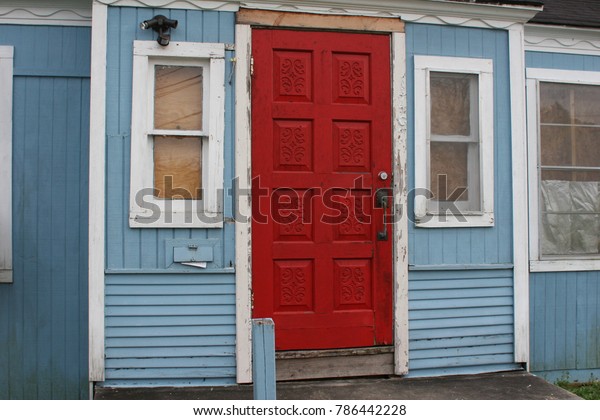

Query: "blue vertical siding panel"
left=530, top=271, right=600, bottom=382
left=104, top=7, right=237, bottom=386
left=0, top=25, right=90, bottom=399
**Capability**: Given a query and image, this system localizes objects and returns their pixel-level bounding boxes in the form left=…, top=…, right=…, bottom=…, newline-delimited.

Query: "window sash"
left=414, top=55, right=494, bottom=227
left=129, top=41, right=225, bottom=228
left=526, top=68, right=600, bottom=267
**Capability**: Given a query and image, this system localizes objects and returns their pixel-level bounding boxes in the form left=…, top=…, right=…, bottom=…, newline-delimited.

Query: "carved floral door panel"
left=251, top=29, right=393, bottom=350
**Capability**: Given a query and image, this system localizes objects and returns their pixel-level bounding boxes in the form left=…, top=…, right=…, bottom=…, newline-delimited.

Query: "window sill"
left=0, top=270, right=12, bottom=284
left=415, top=212, right=494, bottom=228
left=530, top=259, right=600, bottom=272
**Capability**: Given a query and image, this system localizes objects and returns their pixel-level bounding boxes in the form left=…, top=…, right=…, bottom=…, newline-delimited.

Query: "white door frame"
left=234, top=24, right=409, bottom=383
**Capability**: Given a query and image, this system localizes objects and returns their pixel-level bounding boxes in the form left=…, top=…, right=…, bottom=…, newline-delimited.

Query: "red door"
left=251, top=29, right=393, bottom=350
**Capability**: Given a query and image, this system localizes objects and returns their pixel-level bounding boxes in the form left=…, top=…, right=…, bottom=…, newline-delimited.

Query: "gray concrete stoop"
left=94, top=371, right=581, bottom=400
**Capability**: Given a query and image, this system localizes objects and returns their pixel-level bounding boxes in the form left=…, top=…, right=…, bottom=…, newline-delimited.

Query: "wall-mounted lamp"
left=140, top=15, right=178, bottom=46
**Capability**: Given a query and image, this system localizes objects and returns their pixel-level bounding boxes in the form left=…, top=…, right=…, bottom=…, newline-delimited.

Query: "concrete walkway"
left=95, top=371, right=581, bottom=400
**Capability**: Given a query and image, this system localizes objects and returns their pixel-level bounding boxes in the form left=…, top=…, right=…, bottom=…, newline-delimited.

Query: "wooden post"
left=252, top=318, right=276, bottom=400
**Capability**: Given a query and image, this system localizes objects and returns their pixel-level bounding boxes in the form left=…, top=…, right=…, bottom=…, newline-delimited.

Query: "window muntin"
left=538, top=82, right=600, bottom=257
left=414, top=55, right=494, bottom=227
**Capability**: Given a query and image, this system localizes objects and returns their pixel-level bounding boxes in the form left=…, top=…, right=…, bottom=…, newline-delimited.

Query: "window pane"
left=575, top=127, right=600, bottom=168
left=154, top=65, right=203, bottom=130
left=573, top=84, right=600, bottom=125
left=154, top=136, right=202, bottom=199
left=540, top=125, right=571, bottom=166
left=540, top=83, right=571, bottom=124
left=430, top=141, right=470, bottom=202
left=430, top=72, right=476, bottom=136
left=540, top=180, right=600, bottom=256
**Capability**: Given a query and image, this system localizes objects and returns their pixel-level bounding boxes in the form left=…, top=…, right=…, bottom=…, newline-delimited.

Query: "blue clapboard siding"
left=526, top=50, right=600, bottom=383
left=103, top=7, right=236, bottom=386
left=0, top=25, right=90, bottom=399
left=408, top=269, right=519, bottom=377
left=103, top=273, right=236, bottom=386
left=406, top=23, right=513, bottom=267
left=530, top=272, right=600, bottom=383
left=404, top=23, right=517, bottom=376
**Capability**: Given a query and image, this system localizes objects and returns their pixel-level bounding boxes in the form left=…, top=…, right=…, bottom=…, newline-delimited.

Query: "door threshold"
left=276, top=346, right=394, bottom=381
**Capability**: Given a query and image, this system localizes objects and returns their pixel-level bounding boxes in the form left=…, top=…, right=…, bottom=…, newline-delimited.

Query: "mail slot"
left=173, top=245, right=214, bottom=263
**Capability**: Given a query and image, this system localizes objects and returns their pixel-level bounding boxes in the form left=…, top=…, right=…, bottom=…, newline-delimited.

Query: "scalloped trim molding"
left=525, top=24, right=600, bottom=56
left=0, top=6, right=92, bottom=26
left=97, top=0, right=540, bottom=28
left=97, top=0, right=239, bottom=11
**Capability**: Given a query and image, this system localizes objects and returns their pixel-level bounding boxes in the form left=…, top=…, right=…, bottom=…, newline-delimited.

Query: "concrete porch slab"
left=94, top=371, right=581, bottom=400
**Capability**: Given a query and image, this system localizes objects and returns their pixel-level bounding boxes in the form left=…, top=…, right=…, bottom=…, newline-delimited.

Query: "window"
left=0, top=46, right=13, bottom=283
left=129, top=41, right=225, bottom=228
left=527, top=69, right=600, bottom=270
left=414, top=56, right=494, bottom=227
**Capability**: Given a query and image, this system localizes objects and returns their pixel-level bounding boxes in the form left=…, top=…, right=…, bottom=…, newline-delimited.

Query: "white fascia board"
left=241, top=0, right=541, bottom=26
left=95, top=0, right=540, bottom=26
left=525, top=24, right=600, bottom=56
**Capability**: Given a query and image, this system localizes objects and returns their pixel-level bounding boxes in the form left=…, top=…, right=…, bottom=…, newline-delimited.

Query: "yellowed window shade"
left=154, top=65, right=203, bottom=131
left=154, top=136, right=202, bottom=199
left=430, top=141, right=470, bottom=202
left=430, top=73, right=475, bottom=136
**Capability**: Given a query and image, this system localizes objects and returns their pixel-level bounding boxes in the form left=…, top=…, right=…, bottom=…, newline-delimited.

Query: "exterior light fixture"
left=140, top=15, right=178, bottom=46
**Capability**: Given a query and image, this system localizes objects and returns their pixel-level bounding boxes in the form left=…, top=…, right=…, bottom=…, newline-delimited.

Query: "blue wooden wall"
left=0, top=25, right=90, bottom=399
left=103, top=7, right=236, bottom=386
left=405, top=23, right=519, bottom=376
left=526, top=51, right=600, bottom=383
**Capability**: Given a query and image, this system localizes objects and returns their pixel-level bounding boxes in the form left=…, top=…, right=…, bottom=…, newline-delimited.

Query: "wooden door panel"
left=252, top=29, right=392, bottom=351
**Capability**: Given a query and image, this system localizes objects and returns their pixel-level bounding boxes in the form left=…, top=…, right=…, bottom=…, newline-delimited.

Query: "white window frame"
left=414, top=55, right=495, bottom=228
left=526, top=68, right=600, bottom=272
left=0, top=46, right=13, bottom=284
left=129, top=41, right=225, bottom=228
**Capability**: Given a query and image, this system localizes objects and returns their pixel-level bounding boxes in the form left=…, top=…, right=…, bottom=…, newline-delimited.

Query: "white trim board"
left=234, top=23, right=252, bottom=384
left=88, top=1, right=107, bottom=383
left=508, top=25, right=529, bottom=367
left=0, top=45, right=13, bottom=285
left=392, top=32, right=409, bottom=376
left=526, top=68, right=600, bottom=273
left=96, top=0, right=538, bottom=28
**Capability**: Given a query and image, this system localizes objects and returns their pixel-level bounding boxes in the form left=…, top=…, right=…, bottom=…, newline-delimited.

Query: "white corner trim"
left=0, top=46, right=13, bottom=285
left=234, top=24, right=252, bottom=384
left=88, top=1, right=107, bottom=383
left=508, top=26, right=529, bottom=367
left=97, top=0, right=240, bottom=11
left=525, top=24, right=600, bottom=56
left=392, top=32, right=409, bottom=376
left=0, top=6, right=92, bottom=26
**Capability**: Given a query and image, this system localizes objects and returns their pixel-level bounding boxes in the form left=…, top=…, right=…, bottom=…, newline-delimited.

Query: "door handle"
left=375, top=189, right=390, bottom=241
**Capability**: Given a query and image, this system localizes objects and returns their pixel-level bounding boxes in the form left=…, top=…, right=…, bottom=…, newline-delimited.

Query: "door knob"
left=378, top=171, right=388, bottom=181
